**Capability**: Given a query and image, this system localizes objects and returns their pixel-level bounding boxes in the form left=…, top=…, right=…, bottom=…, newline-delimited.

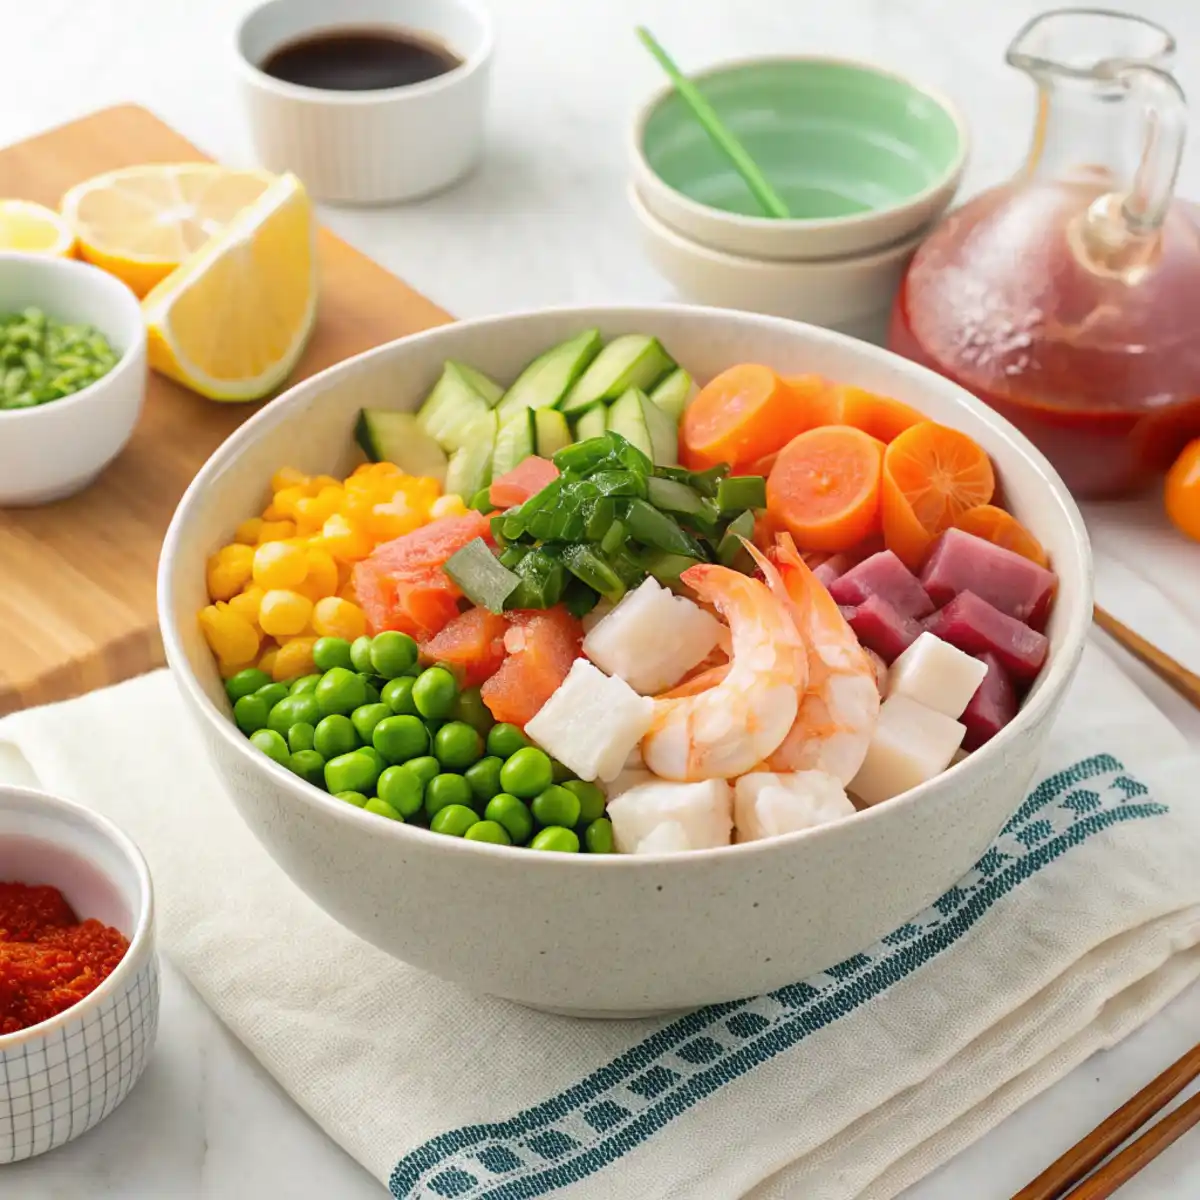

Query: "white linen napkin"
left=1, top=641, right=1198, bottom=1200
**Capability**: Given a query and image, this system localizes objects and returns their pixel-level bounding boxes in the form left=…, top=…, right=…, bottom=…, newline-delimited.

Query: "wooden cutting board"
left=0, top=105, right=452, bottom=716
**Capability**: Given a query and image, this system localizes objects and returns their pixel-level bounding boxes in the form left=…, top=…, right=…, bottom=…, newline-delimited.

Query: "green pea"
left=377, top=764, right=424, bottom=817
left=254, top=682, right=290, bottom=710
left=486, top=723, right=530, bottom=760
left=464, top=819, right=512, bottom=845
left=288, top=749, right=326, bottom=786
left=361, top=678, right=382, bottom=706
left=405, top=755, right=441, bottom=790
left=550, top=757, right=574, bottom=784
left=530, top=826, right=580, bottom=853
left=249, top=728, right=290, bottom=766
left=287, top=722, right=316, bottom=753
left=324, top=751, right=378, bottom=795
left=312, top=636, right=354, bottom=673
left=425, top=773, right=473, bottom=817
left=313, top=714, right=359, bottom=760
left=584, top=817, right=615, bottom=853
left=289, top=674, right=322, bottom=695
left=434, top=721, right=484, bottom=772
left=370, top=630, right=419, bottom=679
left=531, top=784, right=581, bottom=829
left=381, top=676, right=418, bottom=716
left=412, top=666, right=457, bottom=719
left=226, top=668, right=272, bottom=702
left=350, top=635, right=375, bottom=674
left=364, top=797, right=404, bottom=822
left=357, top=746, right=387, bottom=775
left=464, top=756, right=503, bottom=807
left=315, top=667, right=368, bottom=717
left=373, top=714, right=428, bottom=764
left=430, top=803, right=479, bottom=837
left=335, top=790, right=368, bottom=808
left=267, top=692, right=321, bottom=735
left=484, top=793, right=533, bottom=845
left=499, top=747, right=553, bottom=799
left=452, top=686, right=494, bottom=736
left=233, top=693, right=271, bottom=735
left=351, top=702, right=392, bottom=743
left=563, top=780, right=606, bottom=825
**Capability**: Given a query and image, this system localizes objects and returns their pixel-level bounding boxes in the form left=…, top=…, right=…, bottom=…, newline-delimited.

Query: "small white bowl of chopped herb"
left=0, top=252, right=147, bottom=507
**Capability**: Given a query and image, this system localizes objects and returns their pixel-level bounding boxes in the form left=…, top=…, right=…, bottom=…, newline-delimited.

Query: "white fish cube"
left=582, top=577, right=723, bottom=696
left=607, top=779, right=733, bottom=853
left=886, top=631, right=988, bottom=719
left=734, top=771, right=856, bottom=842
left=850, top=694, right=966, bottom=807
left=525, top=659, right=654, bottom=782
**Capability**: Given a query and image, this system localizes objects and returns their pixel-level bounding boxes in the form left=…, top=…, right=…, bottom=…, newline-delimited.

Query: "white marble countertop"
left=3, top=0, right=1200, bottom=1195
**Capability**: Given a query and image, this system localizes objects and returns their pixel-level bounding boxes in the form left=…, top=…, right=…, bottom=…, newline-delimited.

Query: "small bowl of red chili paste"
left=0, top=785, right=157, bottom=1164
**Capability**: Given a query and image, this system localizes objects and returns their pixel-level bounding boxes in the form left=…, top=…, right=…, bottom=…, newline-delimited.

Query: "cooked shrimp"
left=748, top=534, right=880, bottom=783
left=641, top=564, right=806, bottom=781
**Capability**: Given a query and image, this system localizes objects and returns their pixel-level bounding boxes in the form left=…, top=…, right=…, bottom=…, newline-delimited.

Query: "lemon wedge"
left=61, top=163, right=274, bottom=297
left=0, top=200, right=76, bottom=257
left=141, top=172, right=317, bottom=402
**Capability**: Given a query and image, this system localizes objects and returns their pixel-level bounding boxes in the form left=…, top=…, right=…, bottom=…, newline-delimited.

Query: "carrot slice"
left=783, top=374, right=843, bottom=427
left=954, top=504, right=1050, bottom=568
left=835, top=386, right=923, bottom=443
left=681, top=364, right=805, bottom=470
left=766, top=425, right=884, bottom=553
left=881, top=421, right=996, bottom=569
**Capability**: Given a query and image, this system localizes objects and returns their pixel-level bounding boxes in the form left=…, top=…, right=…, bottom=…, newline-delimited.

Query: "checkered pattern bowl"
left=0, top=785, right=158, bottom=1164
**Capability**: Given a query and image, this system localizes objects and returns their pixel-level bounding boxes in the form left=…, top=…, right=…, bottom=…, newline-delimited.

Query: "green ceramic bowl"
left=631, top=56, right=968, bottom=261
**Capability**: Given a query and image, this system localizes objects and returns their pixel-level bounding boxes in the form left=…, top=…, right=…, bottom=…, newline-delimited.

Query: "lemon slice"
left=61, top=163, right=275, bottom=296
left=142, top=172, right=317, bottom=402
left=0, top=200, right=76, bottom=256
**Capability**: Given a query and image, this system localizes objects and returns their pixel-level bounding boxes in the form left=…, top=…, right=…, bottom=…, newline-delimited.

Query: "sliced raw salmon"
left=421, top=607, right=509, bottom=686
left=489, top=456, right=558, bottom=508
left=481, top=606, right=582, bottom=726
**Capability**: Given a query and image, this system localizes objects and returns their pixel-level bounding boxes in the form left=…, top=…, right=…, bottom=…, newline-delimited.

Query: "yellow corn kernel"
left=272, top=637, right=317, bottom=681
left=257, top=644, right=279, bottom=676
left=252, top=540, right=309, bottom=589
left=234, top=517, right=264, bottom=545
left=299, top=548, right=339, bottom=601
left=206, top=543, right=255, bottom=601
left=257, top=519, right=297, bottom=544
left=429, top=493, right=468, bottom=520
left=270, top=485, right=309, bottom=520
left=199, top=604, right=260, bottom=664
left=361, top=492, right=424, bottom=541
left=338, top=582, right=359, bottom=603
left=318, top=513, right=373, bottom=561
left=226, top=584, right=265, bottom=626
left=312, top=474, right=342, bottom=491
left=271, top=467, right=310, bottom=493
left=259, top=589, right=314, bottom=637
left=294, top=486, right=345, bottom=534
left=411, top=475, right=442, bottom=502
left=312, top=595, right=368, bottom=641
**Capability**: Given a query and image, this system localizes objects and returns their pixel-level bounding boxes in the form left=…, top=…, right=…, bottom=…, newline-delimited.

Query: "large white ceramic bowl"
left=0, top=254, right=147, bottom=507
left=0, top=786, right=158, bottom=1163
left=159, top=306, right=1091, bottom=1018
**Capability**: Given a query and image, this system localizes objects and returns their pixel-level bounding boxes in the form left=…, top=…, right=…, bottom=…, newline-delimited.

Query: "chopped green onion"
left=716, top=475, right=766, bottom=515
left=443, top=538, right=521, bottom=614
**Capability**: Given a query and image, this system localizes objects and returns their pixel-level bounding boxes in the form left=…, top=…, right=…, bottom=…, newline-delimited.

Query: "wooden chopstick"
left=1012, top=1042, right=1200, bottom=1200
left=1092, top=604, right=1200, bottom=710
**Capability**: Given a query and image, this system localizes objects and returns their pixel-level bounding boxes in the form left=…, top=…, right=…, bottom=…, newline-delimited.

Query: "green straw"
left=636, top=26, right=791, bottom=220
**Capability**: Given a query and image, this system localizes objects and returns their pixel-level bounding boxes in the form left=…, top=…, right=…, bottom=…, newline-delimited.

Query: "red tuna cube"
left=846, top=594, right=924, bottom=663
left=829, top=550, right=934, bottom=618
left=961, top=653, right=1018, bottom=751
left=920, top=529, right=1057, bottom=626
left=923, top=592, right=1048, bottom=682
left=811, top=552, right=854, bottom=588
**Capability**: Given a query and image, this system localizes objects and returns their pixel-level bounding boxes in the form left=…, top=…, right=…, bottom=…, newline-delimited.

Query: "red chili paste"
left=0, top=881, right=130, bottom=1036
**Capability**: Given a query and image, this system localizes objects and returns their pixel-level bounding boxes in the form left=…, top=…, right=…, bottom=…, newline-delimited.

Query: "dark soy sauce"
left=261, top=28, right=462, bottom=92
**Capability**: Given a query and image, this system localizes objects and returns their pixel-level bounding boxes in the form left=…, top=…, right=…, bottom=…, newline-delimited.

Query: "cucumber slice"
left=355, top=410, right=448, bottom=482
left=417, top=362, right=494, bottom=452
left=649, top=368, right=695, bottom=422
left=448, top=360, right=503, bottom=407
left=535, top=409, right=572, bottom=458
left=573, top=404, right=607, bottom=442
left=444, top=411, right=496, bottom=500
left=492, top=408, right=537, bottom=478
left=607, top=388, right=678, bottom=467
left=559, top=334, right=675, bottom=414
left=497, top=328, right=602, bottom=419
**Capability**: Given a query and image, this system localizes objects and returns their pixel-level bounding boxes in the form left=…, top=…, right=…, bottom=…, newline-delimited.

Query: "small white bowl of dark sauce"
left=234, top=0, right=494, bottom=204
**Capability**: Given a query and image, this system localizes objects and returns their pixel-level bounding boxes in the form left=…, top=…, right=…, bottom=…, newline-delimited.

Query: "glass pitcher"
left=888, top=8, right=1200, bottom=499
